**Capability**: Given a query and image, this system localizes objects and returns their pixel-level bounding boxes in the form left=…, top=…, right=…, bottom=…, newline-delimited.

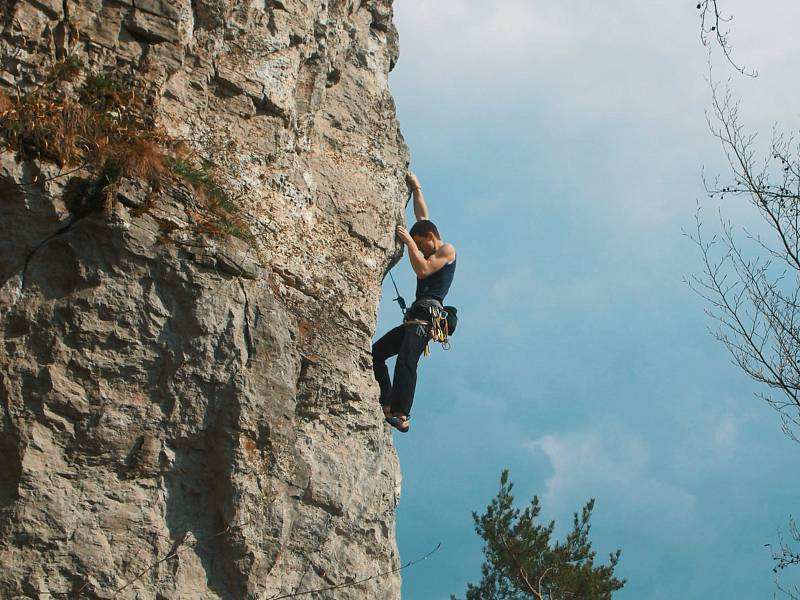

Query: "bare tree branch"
left=697, top=0, right=758, bottom=77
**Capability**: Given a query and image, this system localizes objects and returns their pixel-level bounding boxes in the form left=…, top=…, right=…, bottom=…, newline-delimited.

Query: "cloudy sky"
left=374, top=1, right=800, bottom=598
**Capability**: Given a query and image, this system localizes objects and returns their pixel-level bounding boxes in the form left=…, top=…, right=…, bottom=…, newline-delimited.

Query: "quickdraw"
left=429, top=305, right=450, bottom=350
left=403, top=307, right=451, bottom=357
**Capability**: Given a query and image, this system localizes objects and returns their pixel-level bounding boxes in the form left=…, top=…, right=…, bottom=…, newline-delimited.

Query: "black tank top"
left=415, top=259, right=456, bottom=302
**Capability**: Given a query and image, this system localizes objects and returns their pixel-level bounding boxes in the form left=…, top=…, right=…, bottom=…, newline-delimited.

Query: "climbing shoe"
left=386, top=414, right=410, bottom=433
left=381, top=405, right=391, bottom=418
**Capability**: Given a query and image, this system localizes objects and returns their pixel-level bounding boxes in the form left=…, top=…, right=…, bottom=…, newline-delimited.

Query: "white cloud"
left=396, top=0, right=586, bottom=69
left=526, top=427, right=697, bottom=527
left=394, top=0, right=800, bottom=127
left=530, top=430, right=648, bottom=490
left=717, top=0, right=800, bottom=70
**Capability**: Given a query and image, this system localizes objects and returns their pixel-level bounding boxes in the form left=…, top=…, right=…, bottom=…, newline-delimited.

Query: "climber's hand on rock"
left=396, top=225, right=414, bottom=246
left=406, top=171, right=421, bottom=192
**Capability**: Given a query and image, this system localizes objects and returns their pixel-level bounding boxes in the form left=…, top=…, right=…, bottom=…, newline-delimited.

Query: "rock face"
left=0, top=1, right=409, bottom=598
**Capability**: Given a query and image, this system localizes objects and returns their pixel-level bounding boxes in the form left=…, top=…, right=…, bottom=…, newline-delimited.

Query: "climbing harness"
left=388, top=268, right=453, bottom=355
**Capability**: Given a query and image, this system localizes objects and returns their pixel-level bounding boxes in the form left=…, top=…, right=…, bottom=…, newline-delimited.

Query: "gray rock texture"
left=0, top=0, right=409, bottom=598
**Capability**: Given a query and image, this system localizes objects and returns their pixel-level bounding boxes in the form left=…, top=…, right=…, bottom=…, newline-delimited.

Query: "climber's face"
left=412, top=233, right=437, bottom=258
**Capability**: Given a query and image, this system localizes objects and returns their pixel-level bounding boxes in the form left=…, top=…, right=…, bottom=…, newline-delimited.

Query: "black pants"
left=372, top=321, right=431, bottom=416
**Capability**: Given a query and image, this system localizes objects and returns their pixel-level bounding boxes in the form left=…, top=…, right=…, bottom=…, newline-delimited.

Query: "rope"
left=387, top=270, right=407, bottom=315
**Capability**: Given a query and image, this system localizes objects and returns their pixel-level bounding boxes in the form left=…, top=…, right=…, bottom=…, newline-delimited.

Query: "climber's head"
left=409, top=220, right=441, bottom=258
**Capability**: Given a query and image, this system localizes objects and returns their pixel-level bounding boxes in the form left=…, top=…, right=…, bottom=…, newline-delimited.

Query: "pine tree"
left=454, top=470, right=625, bottom=600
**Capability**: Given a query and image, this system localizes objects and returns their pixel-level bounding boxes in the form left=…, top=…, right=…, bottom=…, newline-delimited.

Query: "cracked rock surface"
left=0, top=0, right=409, bottom=598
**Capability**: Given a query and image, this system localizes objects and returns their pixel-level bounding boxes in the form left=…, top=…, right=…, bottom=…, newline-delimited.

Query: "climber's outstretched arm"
left=407, top=171, right=428, bottom=221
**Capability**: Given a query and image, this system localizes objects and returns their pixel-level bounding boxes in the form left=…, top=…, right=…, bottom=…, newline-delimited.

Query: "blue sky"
left=375, top=1, right=800, bottom=598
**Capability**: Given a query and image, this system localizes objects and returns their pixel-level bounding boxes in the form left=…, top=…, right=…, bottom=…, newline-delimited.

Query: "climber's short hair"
left=409, top=220, right=440, bottom=240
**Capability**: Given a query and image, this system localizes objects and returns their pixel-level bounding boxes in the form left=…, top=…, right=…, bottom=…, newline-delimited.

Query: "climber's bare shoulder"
left=421, top=243, right=455, bottom=277
left=439, top=243, right=456, bottom=261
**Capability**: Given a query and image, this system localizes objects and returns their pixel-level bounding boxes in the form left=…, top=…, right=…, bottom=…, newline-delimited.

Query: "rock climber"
left=372, top=171, right=457, bottom=433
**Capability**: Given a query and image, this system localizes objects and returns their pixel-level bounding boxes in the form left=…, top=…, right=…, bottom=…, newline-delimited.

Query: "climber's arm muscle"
left=414, top=244, right=455, bottom=279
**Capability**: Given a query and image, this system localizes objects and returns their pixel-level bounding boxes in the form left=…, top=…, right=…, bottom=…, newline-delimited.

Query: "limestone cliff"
left=0, top=0, right=409, bottom=597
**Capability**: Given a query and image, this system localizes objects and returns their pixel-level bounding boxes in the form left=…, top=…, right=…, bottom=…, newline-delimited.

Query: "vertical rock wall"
left=0, top=0, right=409, bottom=598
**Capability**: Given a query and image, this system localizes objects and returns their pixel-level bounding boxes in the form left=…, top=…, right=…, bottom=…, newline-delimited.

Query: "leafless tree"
left=690, top=78, right=800, bottom=442
left=688, top=71, right=800, bottom=600
left=692, top=2, right=800, bottom=595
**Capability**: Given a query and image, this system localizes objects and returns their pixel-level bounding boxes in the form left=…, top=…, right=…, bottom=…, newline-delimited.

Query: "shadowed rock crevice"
left=0, top=385, right=22, bottom=510
left=165, top=425, right=244, bottom=597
